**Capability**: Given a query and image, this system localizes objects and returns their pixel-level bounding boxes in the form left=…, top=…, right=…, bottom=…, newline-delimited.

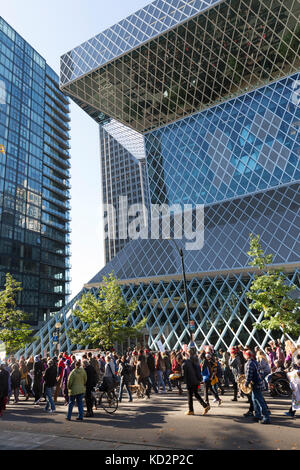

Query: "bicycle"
left=92, top=383, right=119, bottom=414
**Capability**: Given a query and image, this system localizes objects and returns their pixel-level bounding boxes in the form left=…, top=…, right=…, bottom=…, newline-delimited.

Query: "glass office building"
left=100, top=119, right=150, bottom=264
left=0, top=17, right=71, bottom=327
left=17, top=0, right=300, bottom=356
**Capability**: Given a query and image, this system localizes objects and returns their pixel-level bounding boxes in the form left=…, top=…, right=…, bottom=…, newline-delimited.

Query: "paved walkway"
left=0, top=389, right=298, bottom=450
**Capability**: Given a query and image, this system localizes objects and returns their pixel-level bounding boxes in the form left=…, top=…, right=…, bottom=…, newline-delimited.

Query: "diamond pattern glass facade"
left=146, top=73, right=300, bottom=206
left=0, top=18, right=71, bottom=326
left=21, top=0, right=300, bottom=352
left=17, top=269, right=300, bottom=357
left=61, top=0, right=300, bottom=134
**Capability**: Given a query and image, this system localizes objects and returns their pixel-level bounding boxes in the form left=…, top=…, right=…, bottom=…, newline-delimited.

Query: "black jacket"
left=10, top=369, right=21, bottom=388
left=183, top=358, right=202, bottom=388
left=44, top=365, right=58, bottom=388
left=147, top=354, right=155, bottom=372
left=0, top=368, right=9, bottom=397
left=84, top=364, right=98, bottom=390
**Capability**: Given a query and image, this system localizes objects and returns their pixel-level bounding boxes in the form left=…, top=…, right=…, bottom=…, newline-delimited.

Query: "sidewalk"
left=0, top=389, right=298, bottom=450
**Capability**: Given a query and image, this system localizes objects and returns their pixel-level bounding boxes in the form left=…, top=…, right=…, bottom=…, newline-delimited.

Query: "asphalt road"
left=0, top=387, right=298, bottom=451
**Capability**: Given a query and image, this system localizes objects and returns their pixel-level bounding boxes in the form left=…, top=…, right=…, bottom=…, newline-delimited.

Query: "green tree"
left=247, top=234, right=300, bottom=337
left=0, top=273, right=35, bottom=354
left=68, top=272, right=147, bottom=350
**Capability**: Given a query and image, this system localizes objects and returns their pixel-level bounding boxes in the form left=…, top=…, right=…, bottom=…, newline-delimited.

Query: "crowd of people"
left=0, top=338, right=299, bottom=424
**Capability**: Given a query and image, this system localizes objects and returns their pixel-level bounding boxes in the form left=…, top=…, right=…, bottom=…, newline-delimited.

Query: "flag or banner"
left=0, top=145, right=5, bottom=154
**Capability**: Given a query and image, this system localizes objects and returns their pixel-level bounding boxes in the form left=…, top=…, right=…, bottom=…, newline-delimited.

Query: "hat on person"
left=230, top=347, right=238, bottom=354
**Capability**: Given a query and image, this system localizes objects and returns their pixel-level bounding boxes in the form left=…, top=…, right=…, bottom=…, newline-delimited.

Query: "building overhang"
left=60, top=0, right=300, bottom=134
left=84, top=262, right=300, bottom=288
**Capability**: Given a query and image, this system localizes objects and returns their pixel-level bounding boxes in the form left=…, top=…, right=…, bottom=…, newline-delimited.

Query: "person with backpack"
left=118, top=356, right=133, bottom=402
left=183, top=349, right=210, bottom=416
left=201, top=352, right=222, bottom=407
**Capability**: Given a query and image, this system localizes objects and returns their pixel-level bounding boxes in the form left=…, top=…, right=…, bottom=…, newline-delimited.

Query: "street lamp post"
left=169, top=239, right=193, bottom=345
left=53, top=322, right=62, bottom=356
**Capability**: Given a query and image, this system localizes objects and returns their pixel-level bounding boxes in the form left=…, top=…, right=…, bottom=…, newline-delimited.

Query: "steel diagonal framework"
left=18, top=0, right=299, bottom=356
left=61, top=0, right=300, bottom=134
left=16, top=270, right=300, bottom=357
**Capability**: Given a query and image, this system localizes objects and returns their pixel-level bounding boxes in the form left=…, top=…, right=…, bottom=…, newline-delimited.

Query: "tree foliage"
left=68, top=272, right=147, bottom=350
left=247, top=234, right=300, bottom=336
left=0, top=273, right=35, bottom=354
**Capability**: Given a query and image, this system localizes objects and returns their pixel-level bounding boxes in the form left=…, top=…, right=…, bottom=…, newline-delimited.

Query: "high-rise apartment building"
left=0, top=17, right=71, bottom=326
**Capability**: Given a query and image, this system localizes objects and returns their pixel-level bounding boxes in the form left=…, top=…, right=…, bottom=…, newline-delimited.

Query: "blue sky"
left=1, top=0, right=154, bottom=297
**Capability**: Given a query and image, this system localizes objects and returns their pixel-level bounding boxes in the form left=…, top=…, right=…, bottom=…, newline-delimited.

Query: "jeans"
left=149, top=372, right=158, bottom=393
left=164, top=369, right=172, bottom=390
left=12, top=387, right=20, bottom=402
left=203, top=380, right=220, bottom=404
left=118, top=377, right=132, bottom=401
left=156, top=370, right=165, bottom=392
left=67, top=393, right=84, bottom=420
left=251, top=388, right=270, bottom=420
left=20, top=379, right=27, bottom=396
left=45, top=386, right=56, bottom=411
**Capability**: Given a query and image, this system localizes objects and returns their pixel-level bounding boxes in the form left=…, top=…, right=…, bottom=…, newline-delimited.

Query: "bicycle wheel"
left=274, top=379, right=292, bottom=397
left=100, top=390, right=118, bottom=414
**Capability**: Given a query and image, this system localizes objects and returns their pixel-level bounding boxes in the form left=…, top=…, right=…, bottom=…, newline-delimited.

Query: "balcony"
left=45, top=86, right=70, bottom=116
left=45, top=114, right=70, bottom=141
left=44, top=155, right=70, bottom=179
left=45, top=95, right=71, bottom=123
left=45, top=76, right=70, bottom=106
left=43, top=178, right=71, bottom=199
left=44, top=172, right=71, bottom=190
left=45, top=105, right=71, bottom=131
left=44, top=144, right=71, bottom=169
left=44, top=135, right=70, bottom=159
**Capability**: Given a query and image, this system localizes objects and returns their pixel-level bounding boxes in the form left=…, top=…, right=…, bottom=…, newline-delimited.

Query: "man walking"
left=244, top=350, right=271, bottom=425
left=183, top=349, right=210, bottom=416
left=43, top=359, right=57, bottom=413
